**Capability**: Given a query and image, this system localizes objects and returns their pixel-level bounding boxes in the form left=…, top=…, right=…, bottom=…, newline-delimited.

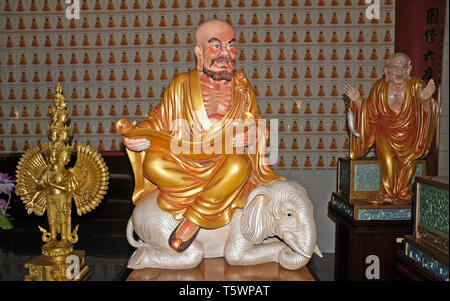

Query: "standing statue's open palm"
left=344, top=84, right=360, bottom=103
left=419, top=79, right=436, bottom=101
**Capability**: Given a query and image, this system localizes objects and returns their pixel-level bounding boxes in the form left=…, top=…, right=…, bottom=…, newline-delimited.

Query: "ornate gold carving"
left=15, top=83, right=109, bottom=280
left=24, top=250, right=90, bottom=281
left=417, top=226, right=449, bottom=254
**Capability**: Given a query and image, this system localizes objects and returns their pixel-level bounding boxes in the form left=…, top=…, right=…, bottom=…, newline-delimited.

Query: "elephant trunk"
left=280, top=218, right=321, bottom=269
left=285, top=225, right=316, bottom=259
left=285, top=236, right=313, bottom=259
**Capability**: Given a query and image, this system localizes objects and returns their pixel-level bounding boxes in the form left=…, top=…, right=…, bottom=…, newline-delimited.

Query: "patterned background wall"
left=0, top=0, right=395, bottom=171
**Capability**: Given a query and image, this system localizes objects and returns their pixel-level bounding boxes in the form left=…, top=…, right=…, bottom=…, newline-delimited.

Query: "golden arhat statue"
left=118, top=20, right=322, bottom=271
left=344, top=53, right=440, bottom=205
left=15, top=83, right=109, bottom=281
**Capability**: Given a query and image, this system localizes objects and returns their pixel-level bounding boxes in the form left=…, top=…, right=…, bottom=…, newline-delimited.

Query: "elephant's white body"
left=127, top=180, right=321, bottom=270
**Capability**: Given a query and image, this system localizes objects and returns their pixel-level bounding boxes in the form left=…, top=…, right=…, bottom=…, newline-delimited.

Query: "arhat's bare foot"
left=168, top=218, right=200, bottom=252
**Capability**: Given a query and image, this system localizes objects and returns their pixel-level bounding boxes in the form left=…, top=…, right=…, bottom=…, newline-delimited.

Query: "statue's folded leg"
left=143, top=150, right=209, bottom=189
left=142, top=150, right=204, bottom=252
left=183, top=154, right=251, bottom=228
left=191, top=154, right=251, bottom=206
left=171, top=155, right=251, bottom=252
left=142, top=151, right=251, bottom=252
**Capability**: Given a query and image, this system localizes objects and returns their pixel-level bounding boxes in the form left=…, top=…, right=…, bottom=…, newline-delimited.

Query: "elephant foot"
left=169, top=218, right=200, bottom=252
left=128, top=242, right=205, bottom=270
left=128, top=244, right=153, bottom=269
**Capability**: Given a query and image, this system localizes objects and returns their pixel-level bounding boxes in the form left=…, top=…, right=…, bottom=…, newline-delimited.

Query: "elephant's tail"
left=126, top=217, right=144, bottom=248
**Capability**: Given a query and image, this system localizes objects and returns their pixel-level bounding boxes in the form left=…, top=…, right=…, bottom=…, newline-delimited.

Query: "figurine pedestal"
left=329, top=157, right=424, bottom=280
left=125, top=258, right=316, bottom=281
left=328, top=202, right=411, bottom=281
left=24, top=250, right=91, bottom=281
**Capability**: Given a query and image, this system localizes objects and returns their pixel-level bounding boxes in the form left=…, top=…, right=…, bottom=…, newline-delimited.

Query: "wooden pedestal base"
left=328, top=202, right=412, bottom=281
left=24, top=250, right=91, bottom=281
left=126, top=258, right=316, bottom=281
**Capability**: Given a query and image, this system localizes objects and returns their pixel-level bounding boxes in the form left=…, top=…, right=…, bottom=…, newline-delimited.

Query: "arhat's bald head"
left=386, top=52, right=411, bottom=67
left=195, top=19, right=234, bottom=45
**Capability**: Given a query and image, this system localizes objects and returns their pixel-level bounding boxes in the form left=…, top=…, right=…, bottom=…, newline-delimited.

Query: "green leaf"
left=0, top=214, right=13, bottom=230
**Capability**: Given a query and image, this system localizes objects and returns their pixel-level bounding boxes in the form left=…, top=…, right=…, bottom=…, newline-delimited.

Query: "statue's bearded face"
left=386, top=55, right=411, bottom=85
left=201, top=37, right=237, bottom=81
left=195, top=23, right=237, bottom=81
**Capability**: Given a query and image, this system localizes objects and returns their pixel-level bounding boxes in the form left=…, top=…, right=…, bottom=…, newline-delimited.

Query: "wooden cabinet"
left=328, top=202, right=411, bottom=281
left=328, top=158, right=422, bottom=281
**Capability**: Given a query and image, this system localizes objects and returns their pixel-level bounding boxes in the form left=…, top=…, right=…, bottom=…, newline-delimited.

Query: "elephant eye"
left=286, top=212, right=293, bottom=217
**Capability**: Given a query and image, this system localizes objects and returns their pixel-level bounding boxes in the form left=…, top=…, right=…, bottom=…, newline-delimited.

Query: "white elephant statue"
left=126, top=179, right=322, bottom=270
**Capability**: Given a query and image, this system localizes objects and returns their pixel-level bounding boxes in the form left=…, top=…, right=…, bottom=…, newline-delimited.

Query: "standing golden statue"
left=344, top=53, right=440, bottom=205
left=15, top=83, right=109, bottom=280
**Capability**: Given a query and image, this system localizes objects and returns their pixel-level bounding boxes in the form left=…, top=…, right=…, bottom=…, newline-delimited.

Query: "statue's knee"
left=226, top=155, right=250, bottom=180
left=143, top=151, right=166, bottom=183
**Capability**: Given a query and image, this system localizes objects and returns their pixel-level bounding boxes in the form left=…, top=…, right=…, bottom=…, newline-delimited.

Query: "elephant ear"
left=240, top=186, right=270, bottom=244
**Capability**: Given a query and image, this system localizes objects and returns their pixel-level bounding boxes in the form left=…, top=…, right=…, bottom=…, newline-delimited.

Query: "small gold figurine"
left=15, top=83, right=109, bottom=280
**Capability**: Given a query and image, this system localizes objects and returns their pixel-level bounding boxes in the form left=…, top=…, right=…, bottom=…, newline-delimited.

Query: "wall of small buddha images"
left=0, top=0, right=397, bottom=252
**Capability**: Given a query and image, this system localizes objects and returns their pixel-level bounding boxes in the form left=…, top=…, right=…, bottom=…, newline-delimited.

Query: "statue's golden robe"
left=350, top=76, right=439, bottom=200
left=126, top=68, right=284, bottom=228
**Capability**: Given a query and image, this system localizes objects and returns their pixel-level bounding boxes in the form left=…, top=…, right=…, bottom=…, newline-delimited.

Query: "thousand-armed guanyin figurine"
left=15, top=83, right=109, bottom=260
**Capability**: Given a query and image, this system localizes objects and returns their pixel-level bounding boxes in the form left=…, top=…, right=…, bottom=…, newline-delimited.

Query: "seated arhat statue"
left=118, top=20, right=321, bottom=270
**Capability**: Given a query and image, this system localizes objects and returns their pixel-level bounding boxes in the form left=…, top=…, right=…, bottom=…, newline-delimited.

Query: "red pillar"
left=395, top=0, right=447, bottom=176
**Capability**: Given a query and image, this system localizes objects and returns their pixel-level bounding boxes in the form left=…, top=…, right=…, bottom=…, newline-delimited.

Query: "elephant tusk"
left=289, top=243, right=312, bottom=259
left=297, top=249, right=312, bottom=259
left=314, top=245, right=323, bottom=258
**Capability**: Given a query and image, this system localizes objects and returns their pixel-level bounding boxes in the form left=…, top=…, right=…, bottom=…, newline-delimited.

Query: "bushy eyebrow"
left=207, top=37, right=221, bottom=43
left=207, top=37, right=236, bottom=44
